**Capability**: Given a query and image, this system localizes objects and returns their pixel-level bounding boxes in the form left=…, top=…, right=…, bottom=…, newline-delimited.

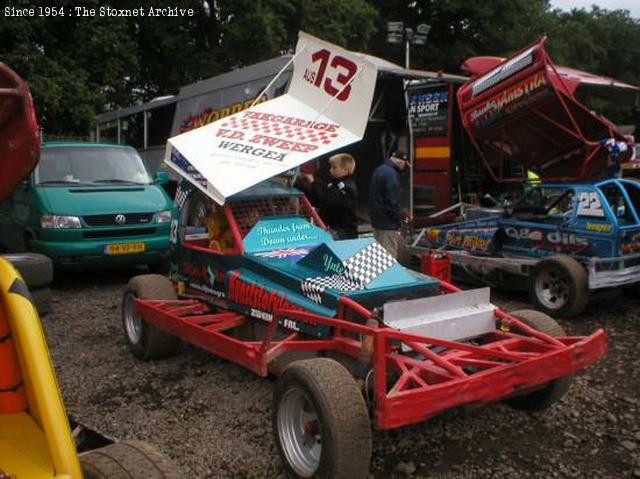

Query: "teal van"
left=0, top=143, right=173, bottom=270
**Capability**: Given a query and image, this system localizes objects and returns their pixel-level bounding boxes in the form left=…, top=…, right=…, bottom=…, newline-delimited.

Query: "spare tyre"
left=2, top=253, right=53, bottom=289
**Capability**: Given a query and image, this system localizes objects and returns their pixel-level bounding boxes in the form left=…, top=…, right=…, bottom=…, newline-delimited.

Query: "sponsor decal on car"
left=586, top=222, right=613, bottom=232
left=621, top=232, right=640, bottom=254
left=505, top=227, right=591, bottom=253
left=428, top=227, right=496, bottom=253
left=469, top=72, right=548, bottom=130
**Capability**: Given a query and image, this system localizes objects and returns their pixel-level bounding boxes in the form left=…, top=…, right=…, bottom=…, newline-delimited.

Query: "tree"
left=1, top=0, right=638, bottom=137
left=367, top=0, right=552, bottom=72
left=0, top=0, right=139, bottom=135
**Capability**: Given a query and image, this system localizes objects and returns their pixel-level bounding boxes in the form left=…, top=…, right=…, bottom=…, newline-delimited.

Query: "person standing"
left=601, top=137, right=629, bottom=179
left=369, top=149, right=409, bottom=257
left=297, top=153, right=359, bottom=239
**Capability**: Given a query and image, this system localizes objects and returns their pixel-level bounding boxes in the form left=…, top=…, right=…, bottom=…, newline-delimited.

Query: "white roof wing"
left=164, top=31, right=378, bottom=204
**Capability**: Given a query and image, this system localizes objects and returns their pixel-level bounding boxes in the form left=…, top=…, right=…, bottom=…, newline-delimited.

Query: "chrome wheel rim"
left=277, top=386, right=322, bottom=477
left=123, top=292, right=143, bottom=345
left=535, top=268, right=570, bottom=310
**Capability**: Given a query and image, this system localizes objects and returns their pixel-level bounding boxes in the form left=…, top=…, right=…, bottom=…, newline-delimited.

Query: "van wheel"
left=506, top=309, right=573, bottom=410
left=80, top=440, right=181, bottom=479
left=528, top=255, right=588, bottom=318
left=273, top=358, right=371, bottom=479
left=122, top=275, right=179, bottom=360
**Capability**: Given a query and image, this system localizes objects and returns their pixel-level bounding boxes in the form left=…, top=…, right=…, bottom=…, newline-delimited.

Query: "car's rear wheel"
left=506, top=309, right=573, bottom=410
left=122, top=274, right=179, bottom=360
left=80, top=440, right=181, bottom=478
left=273, top=358, right=371, bottom=479
left=528, top=255, right=588, bottom=318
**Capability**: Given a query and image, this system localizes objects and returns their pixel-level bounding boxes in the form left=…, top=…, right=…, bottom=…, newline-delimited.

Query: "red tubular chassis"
left=134, top=279, right=607, bottom=431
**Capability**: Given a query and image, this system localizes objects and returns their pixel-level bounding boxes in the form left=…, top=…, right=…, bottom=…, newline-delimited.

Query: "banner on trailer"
left=165, top=31, right=378, bottom=204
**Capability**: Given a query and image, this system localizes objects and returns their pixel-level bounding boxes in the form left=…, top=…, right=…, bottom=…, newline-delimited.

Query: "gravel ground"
left=42, top=269, right=639, bottom=479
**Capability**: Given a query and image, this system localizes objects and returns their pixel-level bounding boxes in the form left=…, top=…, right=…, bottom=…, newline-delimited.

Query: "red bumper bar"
left=373, top=328, right=607, bottom=429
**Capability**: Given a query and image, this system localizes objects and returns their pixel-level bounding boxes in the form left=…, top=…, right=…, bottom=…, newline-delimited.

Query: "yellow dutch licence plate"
left=104, top=242, right=146, bottom=255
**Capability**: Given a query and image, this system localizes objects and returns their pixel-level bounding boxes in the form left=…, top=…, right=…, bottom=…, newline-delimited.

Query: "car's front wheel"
left=506, top=309, right=573, bottom=410
left=122, top=274, right=179, bottom=360
left=272, top=358, right=371, bottom=479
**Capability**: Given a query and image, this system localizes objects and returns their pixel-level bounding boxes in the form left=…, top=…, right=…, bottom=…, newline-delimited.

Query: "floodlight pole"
left=402, top=27, right=414, bottom=69
left=387, top=22, right=430, bottom=69
left=405, top=37, right=410, bottom=69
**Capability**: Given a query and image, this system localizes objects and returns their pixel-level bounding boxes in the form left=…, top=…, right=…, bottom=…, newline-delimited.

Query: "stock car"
left=122, top=179, right=606, bottom=478
left=417, top=178, right=640, bottom=317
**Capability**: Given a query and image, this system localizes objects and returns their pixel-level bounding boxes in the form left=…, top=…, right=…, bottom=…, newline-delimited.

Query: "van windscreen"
left=36, top=146, right=152, bottom=185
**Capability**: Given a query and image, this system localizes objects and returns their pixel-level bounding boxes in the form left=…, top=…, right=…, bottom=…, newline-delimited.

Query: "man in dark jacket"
left=297, top=153, right=359, bottom=239
left=369, top=149, right=409, bottom=257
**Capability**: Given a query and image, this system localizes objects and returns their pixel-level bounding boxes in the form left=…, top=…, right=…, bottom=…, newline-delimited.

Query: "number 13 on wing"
left=303, top=48, right=358, bottom=102
left=291, top=32, right=378, bottom=139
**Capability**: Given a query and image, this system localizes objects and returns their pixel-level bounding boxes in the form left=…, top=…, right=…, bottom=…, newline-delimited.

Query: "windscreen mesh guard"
left=230, top=197, right=318, bottom=237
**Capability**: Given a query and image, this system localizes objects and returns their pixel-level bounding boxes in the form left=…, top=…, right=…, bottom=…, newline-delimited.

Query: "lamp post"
left=387, top=22, right=431, bottom=69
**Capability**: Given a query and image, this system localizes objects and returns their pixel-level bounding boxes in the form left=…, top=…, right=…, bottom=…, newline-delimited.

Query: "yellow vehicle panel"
left=0, top=258, right=82, bottom=478
left=0, top=413, right=59, bottom=478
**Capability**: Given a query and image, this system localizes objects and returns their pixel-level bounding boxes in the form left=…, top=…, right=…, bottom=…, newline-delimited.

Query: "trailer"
left=123, top=33, right=607, bottom=478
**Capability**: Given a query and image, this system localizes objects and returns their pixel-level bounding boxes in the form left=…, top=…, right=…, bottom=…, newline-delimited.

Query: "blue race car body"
left=424, top=179, right=640, bottom=295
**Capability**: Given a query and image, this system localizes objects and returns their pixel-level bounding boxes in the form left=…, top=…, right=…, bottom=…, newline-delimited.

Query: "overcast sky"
left=550, top=0, right=640, bottom=18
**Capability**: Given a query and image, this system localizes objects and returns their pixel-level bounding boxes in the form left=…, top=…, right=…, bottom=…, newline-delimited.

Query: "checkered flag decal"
left=301, top=275, right=362, bottom=304
left=301, top=242, right=397, bottom=304
left=174, top=181, right=194, bottom=209
left=223, top=116, right=339, bottom=145
left=343, top=242, right=396, bottom=286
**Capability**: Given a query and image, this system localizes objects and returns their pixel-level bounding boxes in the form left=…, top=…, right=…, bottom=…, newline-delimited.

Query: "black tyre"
left=80, top=440, right=181, bottom=479
left=528, top=255, right=588, bottom=318
left=272, top=358, right=371, bottom=479
left=506, top=309, right=573, bottom=410
left=2, top=253, right=53, bottom=288
left=32, top=286, right=52, bottom=317
left=122, top=275, right=179, bottom=360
